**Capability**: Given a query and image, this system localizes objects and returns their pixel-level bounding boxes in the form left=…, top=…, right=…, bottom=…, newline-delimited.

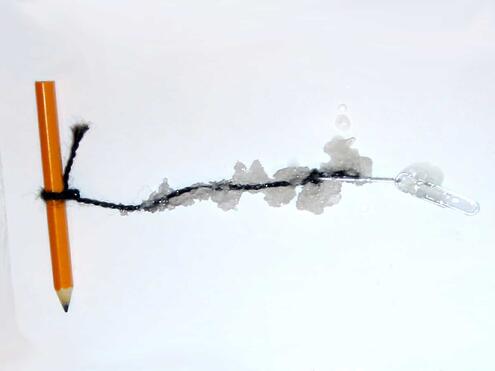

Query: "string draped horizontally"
left=40, top=124, right=362, bottom=213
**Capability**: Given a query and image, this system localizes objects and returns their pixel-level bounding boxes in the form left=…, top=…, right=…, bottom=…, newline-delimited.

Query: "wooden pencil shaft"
left=35, top=81, right=73, bottom=292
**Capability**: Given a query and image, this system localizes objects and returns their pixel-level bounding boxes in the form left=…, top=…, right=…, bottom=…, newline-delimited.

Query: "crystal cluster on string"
left=144, top=136, right=372, bottom=215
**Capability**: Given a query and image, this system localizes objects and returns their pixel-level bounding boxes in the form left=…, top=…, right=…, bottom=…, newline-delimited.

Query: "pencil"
left=35, top=81, right=73, bottom=312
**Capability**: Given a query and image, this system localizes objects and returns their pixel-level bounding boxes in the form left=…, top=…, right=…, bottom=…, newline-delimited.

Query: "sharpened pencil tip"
left=56, top=287, right=73, bottom=313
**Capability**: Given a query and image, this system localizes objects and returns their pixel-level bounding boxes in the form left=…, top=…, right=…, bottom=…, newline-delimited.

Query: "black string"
left=40, top=125, right=361, bottom=213
left=63, top=124, right=89, bottom=189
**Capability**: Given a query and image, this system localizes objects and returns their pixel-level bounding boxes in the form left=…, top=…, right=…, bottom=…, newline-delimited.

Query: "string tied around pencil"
left=40, top=123, right=480, bottom=216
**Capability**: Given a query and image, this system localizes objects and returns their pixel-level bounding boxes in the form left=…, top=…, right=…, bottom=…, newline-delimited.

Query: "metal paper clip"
left=395, top=171, right=480, bottom=215
left=325, top=165, right=480, bottom=215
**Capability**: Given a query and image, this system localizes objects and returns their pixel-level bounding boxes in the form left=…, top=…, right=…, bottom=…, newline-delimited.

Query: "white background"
left=1, top=1, right=494, bottom=370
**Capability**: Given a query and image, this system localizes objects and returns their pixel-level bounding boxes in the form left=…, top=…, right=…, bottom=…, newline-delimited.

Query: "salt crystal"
left=296, top=181, right=342, bottom=214
left=273, top=166, right=311, bottom=184
left=233, top=160, right=270, bottom=185
left=322, top=136, right=372, bottom=177
left=232, top=162, right=247, bottom=182
left=211, top=189, right=242, bottom=211
left=144, top=178, right=173, bottom=212
left=263, top=166, right=311, bottom=207
left=264, top=187, right=296, bottom=207
left=190, top=185, right=213, bottom=201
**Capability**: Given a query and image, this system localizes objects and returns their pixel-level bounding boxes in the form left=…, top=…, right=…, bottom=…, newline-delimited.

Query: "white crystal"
left=144, top=178, right=173, bottom=211
left=232, top=160, right=270, bottom=185
left=262, top=166, right=311, bottom=207
left=296, top=181, right=342, bottom=214
left=273, top=166, right=311, bottom=183
left=148, top=178, right=172, bottom=200
left=211, top=189, right=242, bottom=211
left=322, top=136, right=372, bottom=177
left=190, top=185, right=214, bottom=201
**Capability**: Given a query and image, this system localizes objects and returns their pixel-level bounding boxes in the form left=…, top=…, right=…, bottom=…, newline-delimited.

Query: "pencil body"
left=35, top=81, right=73, bottom=311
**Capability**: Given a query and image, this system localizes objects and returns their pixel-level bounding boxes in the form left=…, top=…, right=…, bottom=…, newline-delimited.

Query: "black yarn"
left=40, top=125, right=361, bottom=213
left=41, top=189, right=80, bottom=201
left=63, top=124, right=89, bottom=190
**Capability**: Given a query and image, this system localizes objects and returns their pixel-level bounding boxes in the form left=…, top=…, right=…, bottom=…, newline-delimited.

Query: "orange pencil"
left=35, top=81, right=73, bottom=312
